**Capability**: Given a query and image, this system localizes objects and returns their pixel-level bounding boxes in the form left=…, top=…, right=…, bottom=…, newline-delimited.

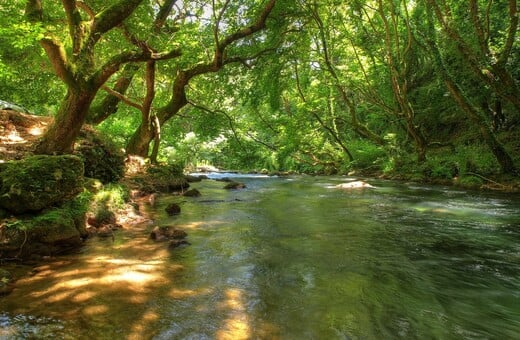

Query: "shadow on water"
left=1, top=175, right=520, bottom=339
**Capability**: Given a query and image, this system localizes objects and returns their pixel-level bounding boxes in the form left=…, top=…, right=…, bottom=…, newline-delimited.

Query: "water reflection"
left=1, top=175, right=519, bottom=339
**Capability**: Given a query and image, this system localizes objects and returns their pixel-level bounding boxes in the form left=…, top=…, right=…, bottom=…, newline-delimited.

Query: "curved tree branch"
left=40, top=37, right=76, bottom=87
left=90, top=0, right=144, bottom=42
left=77, top=1, right=96, bottom=20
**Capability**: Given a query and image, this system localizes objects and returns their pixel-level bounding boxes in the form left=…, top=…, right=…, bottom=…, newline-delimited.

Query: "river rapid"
left=1, top=174, right=519, bottom=339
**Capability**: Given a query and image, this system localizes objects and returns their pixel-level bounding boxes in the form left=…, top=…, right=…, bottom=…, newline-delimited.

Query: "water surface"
left=1, top=175, right=519, bottom=339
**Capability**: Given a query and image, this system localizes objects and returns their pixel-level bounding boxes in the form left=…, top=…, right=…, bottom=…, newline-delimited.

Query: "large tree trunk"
left=125, top=121, right=154, bottom=157
left=34, top=89, right=95, bottom=154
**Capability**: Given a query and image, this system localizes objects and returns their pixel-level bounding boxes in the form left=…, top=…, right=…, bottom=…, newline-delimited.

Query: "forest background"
left=1, top=0, right=519, bottom=188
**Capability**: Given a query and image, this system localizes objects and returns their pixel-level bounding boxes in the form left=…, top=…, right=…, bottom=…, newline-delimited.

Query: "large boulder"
left=0, top=201, right=88, bottom=259
left=0, top=155, right=84, bottom=214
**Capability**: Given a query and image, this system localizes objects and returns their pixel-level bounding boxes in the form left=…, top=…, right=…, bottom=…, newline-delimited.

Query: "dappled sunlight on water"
left=1, top=222, right=188, bottom=338
left=215, top=288, right=251, bottom=340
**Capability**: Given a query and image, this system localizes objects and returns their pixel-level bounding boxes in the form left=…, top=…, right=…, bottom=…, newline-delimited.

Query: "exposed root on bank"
left=465, top=171, right=513, bottom=190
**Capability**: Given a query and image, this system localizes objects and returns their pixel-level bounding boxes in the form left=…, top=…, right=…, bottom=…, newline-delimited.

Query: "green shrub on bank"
left=89, top=183, right=129, bottom=224
left=350, top=140, right=386, bottom=172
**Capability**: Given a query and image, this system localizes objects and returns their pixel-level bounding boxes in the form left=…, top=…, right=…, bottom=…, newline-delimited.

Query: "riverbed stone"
left=185, top=175, right=202, bottom=183
left=150, top=226, right=187, bottom=242
left=223, top=181, right=246, bottom=189
left=183, top=188, right=201, bottom=197
left=335, top=181, right=374, bottom=189
left=0, top=195, right=88, bottom=259
left=0, top=155, right=84, bottom=214
left=165, top=203, right=181, bottom=216
left=168, top=239, right=190, bottom=249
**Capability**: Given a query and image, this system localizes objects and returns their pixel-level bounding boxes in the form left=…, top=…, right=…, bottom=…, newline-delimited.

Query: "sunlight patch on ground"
left=20, top=254, right=175, bottom=305
left=5, top=130, right=25, bottom=143
left=28, top=126, right=43, bottom=136
left=71, top=291, right=97, bottom=303
left=83, top=305, right=109, bottom=315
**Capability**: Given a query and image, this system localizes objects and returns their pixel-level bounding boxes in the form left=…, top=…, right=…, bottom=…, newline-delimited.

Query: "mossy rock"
left=0, top=199, right=88, bottom=259
left=183, top=188, right=201, bottom=197
left=138, top=164, right=189, bottom=193
left=29, top=209, right=83, bottom=245
left=223, top=181, right=246, bottom=189
left=75, top=127, right=125, bottom=184
left=0, top=155, right=84, bottom=214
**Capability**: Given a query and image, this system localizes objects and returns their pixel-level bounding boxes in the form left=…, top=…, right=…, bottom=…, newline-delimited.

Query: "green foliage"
left=89, top=183, right=129, bottom=224
left=93, top=184, right=129, bottom=210
left=0, top=0, right=517, bottom=180
left=422, top=158, right=459, bottom=180
left=454, top=145, right=500, bottom=175
left=349, top=140, right=387, bottom=171
left=457, top=175, right=484, bottom=188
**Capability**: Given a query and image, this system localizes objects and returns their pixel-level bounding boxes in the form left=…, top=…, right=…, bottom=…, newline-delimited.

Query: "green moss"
left=75, top=127, right=125, bottom=184
left=131, top=163, right=189, bottom=193
left=93, top=183, right=129, bottom=209
left=89, top=183, right=130, bottom=224
left=0, top=155, right=84, bottom=214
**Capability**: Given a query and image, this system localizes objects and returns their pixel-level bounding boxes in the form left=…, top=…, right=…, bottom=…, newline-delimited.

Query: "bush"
left=457, top=175, right=484, bottom=187
left=349, top=140, right=386, bottom=171
left=88, top=183, right=129, bottom=226
left=422, top=158, right=459, bottom=180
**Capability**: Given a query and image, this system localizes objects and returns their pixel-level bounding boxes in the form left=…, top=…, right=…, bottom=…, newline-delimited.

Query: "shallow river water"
left=1, top=174, right=520, bottom=339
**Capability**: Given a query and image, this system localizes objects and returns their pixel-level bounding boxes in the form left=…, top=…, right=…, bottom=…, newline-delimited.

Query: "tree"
left=125, top=0, right=280, bottom=157
left=26, top=0, right=181, bottom=154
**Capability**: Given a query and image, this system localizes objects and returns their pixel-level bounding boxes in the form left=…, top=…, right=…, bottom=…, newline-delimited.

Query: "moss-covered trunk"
left=35, top=89, right=95, bottom=154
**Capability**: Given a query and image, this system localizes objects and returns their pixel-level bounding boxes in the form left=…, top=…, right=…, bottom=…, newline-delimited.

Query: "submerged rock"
left=183, top=188, right=201, bottom=197
left=150, top=226, right=187, bottom=242
left=223, top=182, right=246, bottom=190
left=216, top=177, right=233, bottom=182
left=165, top=203, right=181, bottom=216
left=0, top=155, right=84, bottom=214
left=168, top=239, right=190, bottom=249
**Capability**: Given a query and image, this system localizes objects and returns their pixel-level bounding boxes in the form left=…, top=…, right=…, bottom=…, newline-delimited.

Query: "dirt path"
left=0, top=110, right=51, bottom=161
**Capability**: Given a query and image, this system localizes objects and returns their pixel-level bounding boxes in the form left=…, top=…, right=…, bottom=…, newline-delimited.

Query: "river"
left=1, top=174, right=519, bottom=339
